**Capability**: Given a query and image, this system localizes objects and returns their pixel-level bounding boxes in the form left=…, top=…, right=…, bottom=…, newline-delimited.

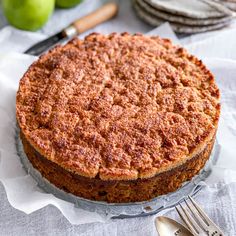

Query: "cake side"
left=21, top=131, right=215, bottom=203
left=16, top=33, right=220, bottom=181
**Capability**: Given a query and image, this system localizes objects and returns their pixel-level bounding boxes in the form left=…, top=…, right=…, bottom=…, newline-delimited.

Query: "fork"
left=175, top=196, right=224, bottom=236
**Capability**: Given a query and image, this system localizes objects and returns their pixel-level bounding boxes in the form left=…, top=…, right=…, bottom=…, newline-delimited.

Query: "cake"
left=16, top=33, right=220, bottom=203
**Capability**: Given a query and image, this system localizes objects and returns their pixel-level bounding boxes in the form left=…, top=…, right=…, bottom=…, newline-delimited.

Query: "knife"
left=24, top=2, right=118, bottom=55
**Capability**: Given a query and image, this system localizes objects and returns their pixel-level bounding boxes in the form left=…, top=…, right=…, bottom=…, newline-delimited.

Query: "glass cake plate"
left=16, top=128, right=220, bottom=219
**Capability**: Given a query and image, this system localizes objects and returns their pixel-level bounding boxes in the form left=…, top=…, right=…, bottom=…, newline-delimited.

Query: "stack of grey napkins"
left=133, top=0, right=235, bottom=33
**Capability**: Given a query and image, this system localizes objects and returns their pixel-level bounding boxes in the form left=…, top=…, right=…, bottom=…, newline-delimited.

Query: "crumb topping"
left=16, top=33, right=220, bottom=180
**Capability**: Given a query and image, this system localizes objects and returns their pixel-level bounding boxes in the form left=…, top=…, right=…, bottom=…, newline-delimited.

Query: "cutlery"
left=176, top=196, right=224, bottom=236
left=155, top=216, right=194, bottom=236
left=24, top=2, right=118, bottom=55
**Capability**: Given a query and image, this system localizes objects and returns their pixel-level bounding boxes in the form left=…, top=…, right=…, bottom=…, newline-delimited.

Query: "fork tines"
left=175, top=196, right=224, bottom=236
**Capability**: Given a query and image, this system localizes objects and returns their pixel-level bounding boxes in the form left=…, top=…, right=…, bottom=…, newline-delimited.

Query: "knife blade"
left=24, top=31, right=66, bottom=55
left=24, top=2, right=118, bottom=56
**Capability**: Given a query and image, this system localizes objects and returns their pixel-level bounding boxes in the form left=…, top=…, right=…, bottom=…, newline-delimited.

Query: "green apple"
left=56, top=0, right=83, bottom=8
left=3, top=0, right=55, bottom=31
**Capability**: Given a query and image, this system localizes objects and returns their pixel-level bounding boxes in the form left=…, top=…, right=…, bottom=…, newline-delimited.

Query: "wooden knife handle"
left=72, top=2, right=118, bottom=34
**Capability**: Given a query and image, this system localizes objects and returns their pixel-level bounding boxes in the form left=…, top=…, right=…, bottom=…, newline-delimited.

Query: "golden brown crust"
left=21, top=131, right=215, bottom=203
left=16, top=33, right=220, bottom=181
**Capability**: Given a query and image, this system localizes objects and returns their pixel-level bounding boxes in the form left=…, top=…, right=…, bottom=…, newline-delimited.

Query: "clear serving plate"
left=16, top=128, right=220, bottom=219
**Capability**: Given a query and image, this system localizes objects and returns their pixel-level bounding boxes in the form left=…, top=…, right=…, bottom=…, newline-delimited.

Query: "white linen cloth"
left=0, top=0, right=236, bottom=235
